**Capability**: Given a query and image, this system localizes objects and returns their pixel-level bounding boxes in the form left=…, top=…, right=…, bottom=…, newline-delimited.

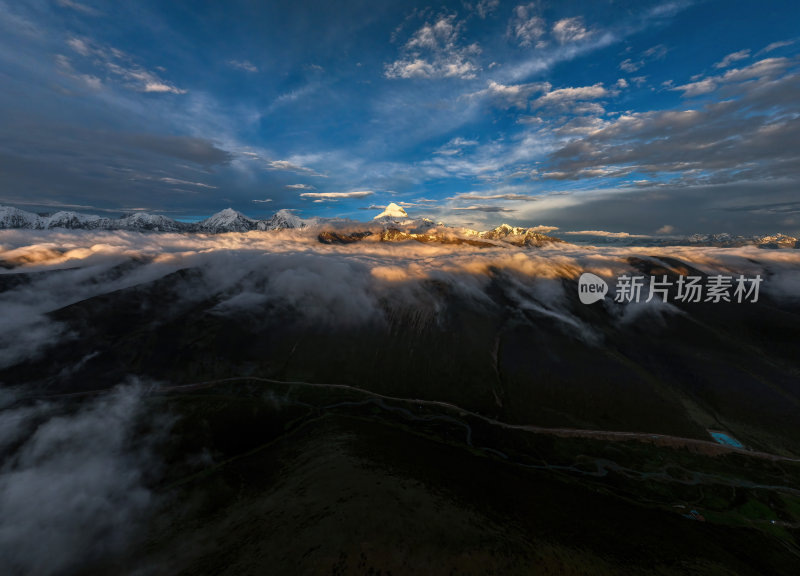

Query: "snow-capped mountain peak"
left=258, top=209, right=306, bottom=231
left=479, top=223, right=529, bottom=239
left=0, top=206, right=45, bottom=229
left=45, top=211, right=105, bottom=229
left=197, top=208, right=256, bottom=233
left=374, top=203, right=408, bottom=220
left=209, top=208, right=247, bottom=223
left=119, top=212, right=186, bottom=232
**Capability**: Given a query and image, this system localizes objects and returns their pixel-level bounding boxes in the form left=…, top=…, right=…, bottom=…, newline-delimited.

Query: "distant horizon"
left=4, top=201, right=800, bottom=239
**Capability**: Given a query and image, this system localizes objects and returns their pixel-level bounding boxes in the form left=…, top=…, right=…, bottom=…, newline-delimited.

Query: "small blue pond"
left=710, top=431, right=744, bottom=448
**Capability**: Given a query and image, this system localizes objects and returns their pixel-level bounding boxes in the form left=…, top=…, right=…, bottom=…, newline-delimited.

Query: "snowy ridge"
left=257, top=209, right=307, bottom=231
left=0, top=205, right=310, bottom=234
left=0, top=206, right=46, bottom=229
left=1, top=203, right=798, bottom=247
left=196, top=208, right=256, bottom=233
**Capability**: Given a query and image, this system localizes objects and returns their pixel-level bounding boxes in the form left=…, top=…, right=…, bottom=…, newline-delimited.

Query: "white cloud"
left=619, top=58, right=642, bottom=73
left=720, top=57, right=790, bottom=82
left=642, top=44, right=668, bottom=60
left=66, top=37, right=91, bottom=56
left=619, top=44, right=667, bottom=74
left=227, top=59, right=258, bottom=73
left=714, top=49, right=750, bottom=69
left=562, top=230, right=649, bottom=238
left=472, top=0, right=499, bottom=19
left=285, top=184, right=315, bottom=190
left=453, top=192, right=538, bottom=202
left=508, top=4, right=546, bottom=47
left=672, top=57, right=791, bottom=97
left=265, top=160, right=325, bottom=177
left=143, top=82, right=186, bottom=94
left=252, top=198, right=272, bottom=203
left=385, top=15, right=481, bottom=79
left=451, top=188, right=539, bottom=202
left=552, top=17, right=590, bottom=44
left=452, top=205, right=516, bottom=212
left=65, top=36, right=187, bottom=95
left=56, top=0, right=100, bottom=16
left=474, top=79, right=550, bottom=108
left=533, top=83, right=609, bottom=109
left=672, top=78, right=717, bottom=97
left=450, top=137, right=479, bottom=147
left=0, top=385, right=166, bottom=575
left=300, top=191, right=374, bottom=200
left=760, top=40, right=794, bottom=54
left=159, top=177, right=216, bottom=189
left=55, top=54, right=105, bottom=91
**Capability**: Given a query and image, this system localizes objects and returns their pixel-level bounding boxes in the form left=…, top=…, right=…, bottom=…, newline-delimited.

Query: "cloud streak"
left=300, top=191, right=374, bottom=200
left=64, top=36, right=187, bottom=94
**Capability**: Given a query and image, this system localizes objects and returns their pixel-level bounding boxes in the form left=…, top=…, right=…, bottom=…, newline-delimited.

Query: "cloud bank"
left=0, top=228, right=798, bottom=374
left=0, top=384, right=168, bottom=575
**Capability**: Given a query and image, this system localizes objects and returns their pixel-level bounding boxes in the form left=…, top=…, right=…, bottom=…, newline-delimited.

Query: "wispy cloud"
left=619, top=58, right=642, bottom=73
left=285, top=183, right=315, bottom=190
left=671, top=56, right=791, bottom=97
left=65, top=36, right=187, bottom=94
left=435, top=137, right=481, bottom=155
left=56, top=0, right=100, bottom=16
left=159, top=177, right=216, bottom=189
left=453, top=204, right=516, bottom=212
left=562, top=229, right=650, bottom=238
left=619, top=44, right=668, bottom=74
left=759, top=39, right=795, bottom=54
left=265, top=160, right=325, bottom=177
left=451, top=191, right=539, bottom=202
left=671, top=78, right=716, bottom=97
left=300, top=191, right=374, bottom=200
left=714, top=49, right=750, bottom=69
left=227, top=59, right=258, bottom=72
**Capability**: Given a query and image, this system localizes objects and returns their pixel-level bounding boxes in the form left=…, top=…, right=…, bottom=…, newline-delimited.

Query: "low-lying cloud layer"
left=0, top=228, right=798, bottom=573
left=1, top=228, right=799, bottom=373
left=0, top=384, right=167, bottom=576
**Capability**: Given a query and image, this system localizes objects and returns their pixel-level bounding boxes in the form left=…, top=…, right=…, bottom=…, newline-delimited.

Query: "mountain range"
left=0, top=205, right=306, bottom=233
left=1, top=202, right=798, bottom=248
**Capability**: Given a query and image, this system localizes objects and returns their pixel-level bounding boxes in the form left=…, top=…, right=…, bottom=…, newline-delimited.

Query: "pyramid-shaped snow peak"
left=373, top=202, right=408, bottom=220
left=197, top=208, right=256, bottom=232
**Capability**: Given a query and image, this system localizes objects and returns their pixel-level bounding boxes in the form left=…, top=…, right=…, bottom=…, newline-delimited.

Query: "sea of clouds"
left=0, top=228, right=799, bottom=574
left=1, top=228, right=799, bottom=371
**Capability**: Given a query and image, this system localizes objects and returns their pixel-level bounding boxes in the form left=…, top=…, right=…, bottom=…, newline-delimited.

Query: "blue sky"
left=0, top=0, right=798, bottom=233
